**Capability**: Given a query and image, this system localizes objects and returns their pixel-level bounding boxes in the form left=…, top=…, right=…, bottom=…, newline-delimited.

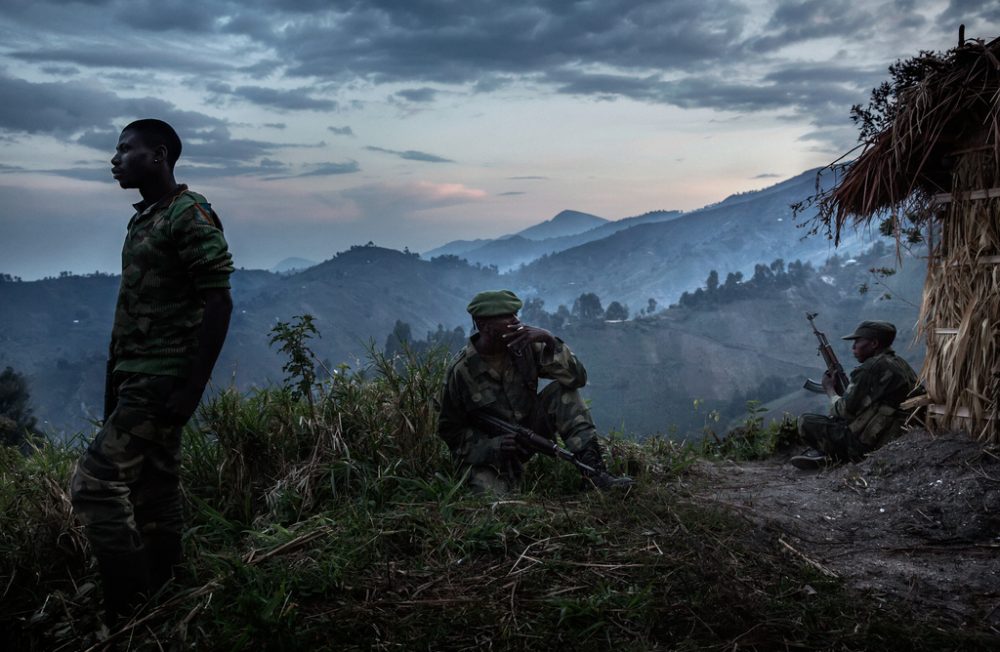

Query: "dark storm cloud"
left=181, top=126, right=291, bottom=163
left=396, top=88, right=438, bottom=103
left=266, top=160, right=362, bottom=180
left=940, top=0, right=1000, bottom=25
left=274, top=0, right=748, bottom=83
left=39, top=65, right=80, bottom=76
left=762, top=64, right=883, bottom=86
left=208, top=82, right=339, bottom=111
left=365, top=146, right=454, bottom=163
left=0, top=74, right=225, bottom=137
left=10, top=47, right=234, bottom=73
left=0, top=1, right=965, bottom=158
left=498, top=191, right=525, bottom=196
left=117, top=0, right=223, bottom=32
left=551, top=69, right=866, bottom=129
left=328, top=126, right=354, bottom=136
left=264, top=122, right=287, bottom=129
left=752, top=173, right=781, bottom=179
left=0, top=75, right=305, bottom=177
left=748, top=0, right=877, bottom=53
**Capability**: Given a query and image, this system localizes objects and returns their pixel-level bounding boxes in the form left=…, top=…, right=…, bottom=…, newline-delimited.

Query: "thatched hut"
left=814, top=34, right=1000, bottom=442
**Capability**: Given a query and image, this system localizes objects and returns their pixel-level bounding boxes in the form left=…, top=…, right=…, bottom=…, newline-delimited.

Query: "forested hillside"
left=0, top=171, right=921, bottom=438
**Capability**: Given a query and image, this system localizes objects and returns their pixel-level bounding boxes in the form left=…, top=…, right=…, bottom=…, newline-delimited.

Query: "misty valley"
left=0, top=168, right=925, bottom=440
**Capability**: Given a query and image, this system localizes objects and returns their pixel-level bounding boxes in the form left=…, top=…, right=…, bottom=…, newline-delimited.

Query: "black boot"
left=145, top=532, right=183, bottom=595
left=97, top=550, right=150, bottom=627
left=575, top=439, right=608, bottom=473
left=576, top=439, right=634, bottom=490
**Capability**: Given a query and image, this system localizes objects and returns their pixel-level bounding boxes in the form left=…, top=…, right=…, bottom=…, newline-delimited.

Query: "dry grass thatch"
left=918, top=150, right=1000, bottom=442
left=819, top=36, right=1000, bottom=243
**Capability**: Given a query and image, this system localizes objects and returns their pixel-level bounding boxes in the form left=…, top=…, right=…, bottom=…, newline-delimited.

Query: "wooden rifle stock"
left=804, top=312, right=849, bottom=395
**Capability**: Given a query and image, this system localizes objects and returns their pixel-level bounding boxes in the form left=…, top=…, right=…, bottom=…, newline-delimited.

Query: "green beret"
left=842, top=320, right=896, bottom=343
left=467, top=290, right=523, bottom=317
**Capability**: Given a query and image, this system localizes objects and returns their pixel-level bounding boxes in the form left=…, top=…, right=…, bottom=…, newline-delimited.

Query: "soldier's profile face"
left=111, top=129, right=159, bottom=189
left=851, top=337, right=880, bottom=362
left=477, top=314, right=519, bottom=338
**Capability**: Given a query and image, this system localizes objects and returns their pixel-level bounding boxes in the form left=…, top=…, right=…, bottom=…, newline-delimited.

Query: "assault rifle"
left=803, top=312, right=849, bottom=395
left=472, top=412, right=634, bottom=489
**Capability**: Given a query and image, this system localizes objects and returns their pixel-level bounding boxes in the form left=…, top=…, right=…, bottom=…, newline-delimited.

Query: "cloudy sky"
left=0, top=0, right=995, bottom=278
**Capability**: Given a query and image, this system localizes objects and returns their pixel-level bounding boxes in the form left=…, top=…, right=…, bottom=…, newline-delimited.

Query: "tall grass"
left=1, top=341, right=996, bottom=651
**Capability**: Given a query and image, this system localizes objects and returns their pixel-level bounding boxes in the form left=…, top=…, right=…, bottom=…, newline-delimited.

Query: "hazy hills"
left=509, top=169, right=866, bottom=310
left=0, top=169, right=923, bottom=437
left=425, top=208, right=683, bottom=271
left=569, top=248, right=925, bottom=434
left=0, top=249, right=501, bottom=433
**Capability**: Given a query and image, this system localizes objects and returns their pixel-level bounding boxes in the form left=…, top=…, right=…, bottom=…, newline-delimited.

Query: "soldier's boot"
left=576, top=439, right=635, bottom=490
left=576, top=439, right=611, bottom=490
left=145, top=532, right=183, bottom=596
left=789, top=448, right=829, bottom=470
left=97, top=549, right=150, bottom=628
left=575, top=438, right=608, bottom=474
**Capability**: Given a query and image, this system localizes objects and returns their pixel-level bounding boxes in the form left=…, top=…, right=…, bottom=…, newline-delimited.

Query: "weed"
left=0, top=322, right=994, bottom=651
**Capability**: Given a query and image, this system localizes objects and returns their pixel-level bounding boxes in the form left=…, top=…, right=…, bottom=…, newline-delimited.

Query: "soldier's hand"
left=490, top=433, right=527, bottom=463
left=503, top=321, right=556, bottom=353
left=821, top=371, right=839, bottom=397
left=165, top=382, right=205, bottom=425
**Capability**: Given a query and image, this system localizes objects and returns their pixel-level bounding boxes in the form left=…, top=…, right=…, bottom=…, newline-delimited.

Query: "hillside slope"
left=0, top=248, right=499, bottom=434
left=556, top=244, right=925, bottom=435
left=511, top=169, right=867, bottom=309
left=696, top=429, right=1000, bottom=633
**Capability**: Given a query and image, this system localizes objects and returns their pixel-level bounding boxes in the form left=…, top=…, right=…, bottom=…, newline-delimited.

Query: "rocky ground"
left=692, top=429, right=1000, bottom=634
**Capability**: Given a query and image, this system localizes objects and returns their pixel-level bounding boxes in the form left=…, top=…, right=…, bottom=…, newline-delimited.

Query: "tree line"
left=675, top=258, right=814, bottom=309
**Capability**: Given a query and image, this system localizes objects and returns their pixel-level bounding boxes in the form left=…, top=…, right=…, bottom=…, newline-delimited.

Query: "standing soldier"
left=71, top=119, right=233, bottom=624
left=791, top=321, right=918, bottom=469
left=437, top=290, right=608, bottom=493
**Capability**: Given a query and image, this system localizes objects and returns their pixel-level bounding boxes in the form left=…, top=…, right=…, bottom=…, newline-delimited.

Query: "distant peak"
left=552, top=209, right=597, bottom=220
left=516, top=210, right=608, bottom=241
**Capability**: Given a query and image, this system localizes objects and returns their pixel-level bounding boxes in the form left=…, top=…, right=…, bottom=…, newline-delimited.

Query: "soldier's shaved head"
left=122, top=119, right=182, bottom=169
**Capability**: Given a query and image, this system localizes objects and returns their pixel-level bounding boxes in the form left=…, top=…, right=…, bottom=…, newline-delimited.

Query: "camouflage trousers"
left=467, top=382, right=598, bottom=493
left=797, top=413, right=872, bottom=463
left=71, top=373, right=184, bottom=555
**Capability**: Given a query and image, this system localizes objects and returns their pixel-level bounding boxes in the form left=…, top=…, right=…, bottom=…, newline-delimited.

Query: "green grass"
left=1, top=345, right=996, bottom=651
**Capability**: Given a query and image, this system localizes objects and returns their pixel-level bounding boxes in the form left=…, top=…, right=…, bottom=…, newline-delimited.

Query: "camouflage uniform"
left=438, top=337, right=599, bottom=493
left=798, top=349, right=918, bottom=462
left=71, top=186, right=232, bottom=559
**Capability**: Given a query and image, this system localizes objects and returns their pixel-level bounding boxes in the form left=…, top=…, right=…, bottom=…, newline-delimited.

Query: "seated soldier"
left=791, top=320, right=918, bottom=469
left=437, top=290, right=608, bottom=493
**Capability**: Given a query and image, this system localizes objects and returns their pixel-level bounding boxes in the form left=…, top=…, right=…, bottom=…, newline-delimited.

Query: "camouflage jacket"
left=111, top=185, right=233, bottom=377
left=831, top=349, right=918, bottom=446
left=437, top=335, right=587, bottom=466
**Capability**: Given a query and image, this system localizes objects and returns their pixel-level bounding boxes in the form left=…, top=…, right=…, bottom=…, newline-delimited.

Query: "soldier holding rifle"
left=791, top=319, right=918, bottom=469
left=437, top=290, right=618, bottom=493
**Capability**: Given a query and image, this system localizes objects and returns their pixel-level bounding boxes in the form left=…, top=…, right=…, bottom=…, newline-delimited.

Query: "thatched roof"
left=816, top=36, right=1000, bottom=244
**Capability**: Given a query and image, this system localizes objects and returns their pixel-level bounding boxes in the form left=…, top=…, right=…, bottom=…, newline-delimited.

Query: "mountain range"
left=0, top=168, right=922, bottom=437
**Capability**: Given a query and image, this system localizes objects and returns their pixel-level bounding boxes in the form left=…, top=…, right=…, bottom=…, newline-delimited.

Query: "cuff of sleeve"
left=537, top=338, right=564, bottom=365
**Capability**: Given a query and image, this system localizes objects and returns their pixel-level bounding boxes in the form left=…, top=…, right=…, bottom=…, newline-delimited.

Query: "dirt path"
left=690, top=430, right=1000, bottom=633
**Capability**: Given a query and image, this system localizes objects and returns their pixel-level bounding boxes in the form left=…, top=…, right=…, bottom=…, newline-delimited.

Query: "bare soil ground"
left=691, top=429, right=1000, bottom=634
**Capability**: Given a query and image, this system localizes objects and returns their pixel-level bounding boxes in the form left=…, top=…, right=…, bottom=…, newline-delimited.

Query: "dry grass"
left=919, top=150, right=1000, bottom=442
left=820, top=36, right=1000, bottom=242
